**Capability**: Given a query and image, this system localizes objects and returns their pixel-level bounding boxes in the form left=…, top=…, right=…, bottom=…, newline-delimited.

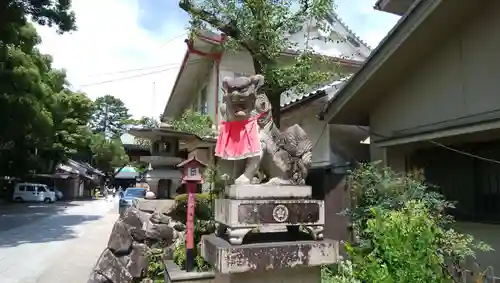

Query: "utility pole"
left=103, top=103, right=109, bottom=137
left=152, top=82, right=156, bottom=120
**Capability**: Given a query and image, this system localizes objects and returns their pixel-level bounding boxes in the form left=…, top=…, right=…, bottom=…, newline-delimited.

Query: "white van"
left=12, top=183, right=56, bottom=203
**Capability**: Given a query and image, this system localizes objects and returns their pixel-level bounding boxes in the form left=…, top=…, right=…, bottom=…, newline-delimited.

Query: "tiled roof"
left=279, top=11, right=369, bottom=109
left=280, top=79, right=348, bottom=108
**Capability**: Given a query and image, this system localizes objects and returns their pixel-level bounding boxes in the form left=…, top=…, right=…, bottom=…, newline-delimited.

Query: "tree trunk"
left=269, top=93, right=281, bottom=128
left=251, top=58, right=282, bottom=127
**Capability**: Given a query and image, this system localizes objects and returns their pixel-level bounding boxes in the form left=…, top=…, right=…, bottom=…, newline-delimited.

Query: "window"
left=18, top=185, right=26, bottom=191
left=200, top=86, right=208, bottom=115
left=25, top=186, right=35, bottom=192
left=37, top=186, right=47, bottom=192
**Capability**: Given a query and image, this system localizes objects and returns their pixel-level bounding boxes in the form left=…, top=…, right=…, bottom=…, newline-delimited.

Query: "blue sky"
left=36, top=0, right=399, bottom=118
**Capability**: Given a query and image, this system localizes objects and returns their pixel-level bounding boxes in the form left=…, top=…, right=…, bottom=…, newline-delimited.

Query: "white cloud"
left=36, top=0, right=188, bottom=119
left=335, top=0, right=400, bottom=48
left=35, top=0, right=398, bottom=121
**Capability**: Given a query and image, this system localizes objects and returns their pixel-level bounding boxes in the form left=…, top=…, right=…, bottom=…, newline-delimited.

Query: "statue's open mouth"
left=233, top=103, right=247, bottom=118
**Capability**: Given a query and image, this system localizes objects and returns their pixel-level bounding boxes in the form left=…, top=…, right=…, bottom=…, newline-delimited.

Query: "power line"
left=355, top=125, right=500, bottom=165
left=85, top=32, right=188, bottom=78
left=76, top=59, right=204, bottom=88
left=162, top=32, right=188, bottom=46
left=86, top=62, right=181, bottom=78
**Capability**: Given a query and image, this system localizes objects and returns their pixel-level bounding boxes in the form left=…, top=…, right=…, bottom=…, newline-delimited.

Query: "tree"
left=88, top=133, right=129, bottom=178
left=0, top=0, right=76, bottom=46
left=90, top=95, right=132, bottom=138
left=0, top=21, right=93, bottom=176
left=179, top=0, right=338, bottom=126
left=168, top=109, right=214, bottom=137
left=131, top=116, right=160, bottom=129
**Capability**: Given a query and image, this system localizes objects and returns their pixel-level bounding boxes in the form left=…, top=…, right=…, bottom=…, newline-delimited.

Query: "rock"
left=107, top=220, right=133, bottom=254
left=145, top=221, right=175, bottom=244
left=121, top=207, right=144, bottom=231
left=93, top=249, right=133, bottom=283
left=145, top=191, right=156, bottom=199
left=172, top=221, right=186, bottom=232
left=130, top=226, right=147, bottom=242
left=127, top=243, right=149, bottom=278
left=117, top=254, right=131, bottom=267
left=140, top=279, right=154, bottom=283
left=164, top=244, right=175, bottom=260
left=87, top=271, right=110, bottom=283
left=150, top=211, right=170, bottom=225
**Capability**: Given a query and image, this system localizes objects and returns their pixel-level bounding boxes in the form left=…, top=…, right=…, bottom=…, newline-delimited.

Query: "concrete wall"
left=370, top=3, right=500, bottom=140
left=187, top=51, right=256, bottom=126
left=282, top=104, right=331, bottom=168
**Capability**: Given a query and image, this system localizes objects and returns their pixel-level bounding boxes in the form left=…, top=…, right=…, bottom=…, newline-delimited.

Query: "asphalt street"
left=0, top=198, right=118, bottom=283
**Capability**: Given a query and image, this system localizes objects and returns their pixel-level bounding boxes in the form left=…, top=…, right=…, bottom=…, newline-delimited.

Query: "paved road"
left=0, top=199, right=118, bottom=283
left=0, top=201, right=94, bottom=232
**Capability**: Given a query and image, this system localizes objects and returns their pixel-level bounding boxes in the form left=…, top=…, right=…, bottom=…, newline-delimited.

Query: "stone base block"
left=216, top=266, right=320, bottom=283
left=133, top=199, right=176, bottom=214
left=164, top=260, right=215, bottom=283
left=225, top=184, right=312, bottom=199
left=215, top=198, right=324, bottom=244
left=201, top=235, right=339, bottom=274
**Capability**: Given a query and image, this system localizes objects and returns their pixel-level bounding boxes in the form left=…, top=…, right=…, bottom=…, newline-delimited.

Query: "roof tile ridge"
left=330, top=10, right=372, bottom=50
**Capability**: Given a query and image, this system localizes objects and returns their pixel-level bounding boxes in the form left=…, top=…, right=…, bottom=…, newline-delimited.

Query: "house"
left=30, top=159, right=104, bottom=199
left=320, top=0, right=500, bottom=270
left=162, top=12, right=373, bottom=241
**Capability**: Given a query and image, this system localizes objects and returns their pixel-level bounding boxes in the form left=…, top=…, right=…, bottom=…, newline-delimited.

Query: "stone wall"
left=87, top=200, right=184, bottom=283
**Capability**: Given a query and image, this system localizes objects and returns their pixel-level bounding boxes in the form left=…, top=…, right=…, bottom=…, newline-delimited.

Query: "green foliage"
left=172, top=193, right=213, bottom=221
left=88, top=133, right=129, bottom=177
left=348, top=201, right=447, bottom=283
left=172, top=219, right=214, bottom=272
left=0, top=0, right=76, bottom=46
left=90, top=95, right=132, bottom=138
left=168, top=109, right=214, bottom=137
left=0, top=18, right=92, bottom=176
left=321, top=163, right=492, bottom=283
left=203, top=165, right=226, bottom=197
left=0, top=1, right=129, bottom=178
left=321, top=261, right=359, bottom=283
left=171, top=192, right=216, bottom=271
left=180, top=0, right=340, bottom=123
left=345, top=163, right=491, bottom=261
left=147, top=247, right=165, bottom=279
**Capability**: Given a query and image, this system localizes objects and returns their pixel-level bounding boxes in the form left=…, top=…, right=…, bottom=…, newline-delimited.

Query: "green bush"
left=321, top=162, right=492, bottom=283
left=172, top=219, right=214, bottom=271
left=171, top=193, right=213, bottom=222
left=348, top=201, right=446, bottom=283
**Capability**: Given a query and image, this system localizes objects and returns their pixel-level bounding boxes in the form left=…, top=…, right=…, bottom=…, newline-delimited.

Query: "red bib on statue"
left=215, top=115, right=262, bottom=160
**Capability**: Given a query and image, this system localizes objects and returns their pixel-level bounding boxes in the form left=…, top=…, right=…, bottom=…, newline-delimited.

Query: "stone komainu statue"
left=215, top=74, right=312, bottom=185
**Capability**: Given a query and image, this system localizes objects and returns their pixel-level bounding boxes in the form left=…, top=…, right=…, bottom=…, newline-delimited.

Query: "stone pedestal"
left=201, top=235, right=339, bottom=283
left=215, top=184, right=324, bottom=245
left=201, top=184, right=338, bottom=283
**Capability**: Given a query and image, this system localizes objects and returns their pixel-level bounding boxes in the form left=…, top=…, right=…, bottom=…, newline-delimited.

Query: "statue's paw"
left=234, top=175, right=251, bottom=184
left=265, top=177, right=292, bottom=185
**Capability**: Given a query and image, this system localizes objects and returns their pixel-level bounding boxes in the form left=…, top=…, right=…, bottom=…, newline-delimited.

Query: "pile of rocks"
left=88, top=200, right=184, bottom=283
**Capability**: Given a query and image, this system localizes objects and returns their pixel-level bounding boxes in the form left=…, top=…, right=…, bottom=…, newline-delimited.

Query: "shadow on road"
left=0, top=213, right=103, bottom=247
left=0, top=201, right=89, bottom=233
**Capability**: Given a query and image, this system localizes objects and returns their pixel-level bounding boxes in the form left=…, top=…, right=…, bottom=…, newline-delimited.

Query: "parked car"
left=12, top=183, right=56, bottom=203
left=119, top=187, right=146, bottom=212
left=47, top=187, right=64, bottom=200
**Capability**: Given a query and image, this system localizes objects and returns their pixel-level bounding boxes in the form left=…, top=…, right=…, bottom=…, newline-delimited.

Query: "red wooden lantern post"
left=176, top=156, right=207, bottom=271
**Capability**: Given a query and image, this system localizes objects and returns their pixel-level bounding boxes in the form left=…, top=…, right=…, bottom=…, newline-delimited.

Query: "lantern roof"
left=176, top=156, right=207, bottom=168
